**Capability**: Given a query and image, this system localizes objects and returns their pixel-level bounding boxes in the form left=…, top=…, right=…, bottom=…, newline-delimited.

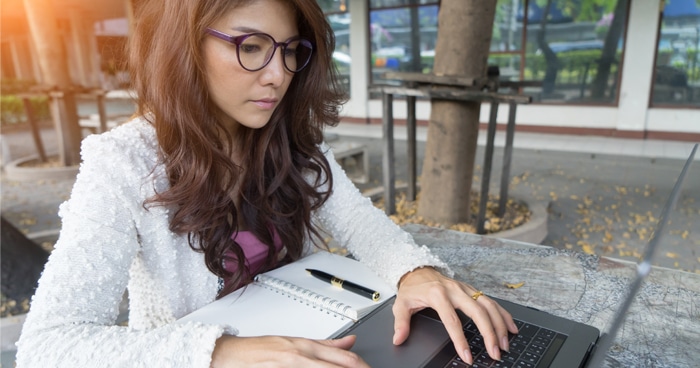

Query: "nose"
left=259, top=48, right=288, bottom=87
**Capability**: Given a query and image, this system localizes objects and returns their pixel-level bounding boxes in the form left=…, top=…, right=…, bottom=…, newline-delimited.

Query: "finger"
left=314, top=336, right=369, bottom=368
left=463, top=297, right=501, bottom=362
left=431, top=295, right=473, bottom=365
left=392, top=299, right=414, bottom=345
left=497, top=303, right=519, bottom=335
left=320, top=335, right=357, bottom=350
left=479, top=296, right=511, bottom=352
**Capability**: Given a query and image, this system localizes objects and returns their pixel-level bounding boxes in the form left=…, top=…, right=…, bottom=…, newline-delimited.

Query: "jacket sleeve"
left=15, top=133, right=224, bottom=368
left=313, top=142, right=453, bottom=289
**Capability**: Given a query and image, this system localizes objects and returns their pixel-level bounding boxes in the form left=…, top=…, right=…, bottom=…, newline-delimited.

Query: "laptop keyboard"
left=444, top=319, right=567, bottom=368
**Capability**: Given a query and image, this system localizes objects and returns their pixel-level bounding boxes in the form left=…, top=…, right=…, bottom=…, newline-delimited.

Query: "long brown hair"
left=129, top=0, right=346, bottom=296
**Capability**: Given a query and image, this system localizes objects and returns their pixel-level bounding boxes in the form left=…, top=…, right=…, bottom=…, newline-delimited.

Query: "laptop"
left=338, top=143, right=698, bottom=368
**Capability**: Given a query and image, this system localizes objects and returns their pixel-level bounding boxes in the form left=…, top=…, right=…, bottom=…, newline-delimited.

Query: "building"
left=2, top=0, right=699, bottom=141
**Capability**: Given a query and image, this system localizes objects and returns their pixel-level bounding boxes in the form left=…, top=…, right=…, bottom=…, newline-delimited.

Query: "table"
left=373, top=71, right=535, bottom=234
left=404, top=224, right=700, bottom=367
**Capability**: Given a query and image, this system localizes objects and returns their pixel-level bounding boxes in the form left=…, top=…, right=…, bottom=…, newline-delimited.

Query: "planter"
left=0, top=313, right=25, bottom=353
left=363, top=184, right=548, bottom=244
left=4, top=154, right=78, bottom=182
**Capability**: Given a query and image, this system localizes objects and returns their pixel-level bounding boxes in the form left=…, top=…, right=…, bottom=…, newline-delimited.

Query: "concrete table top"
left=405, top=224, right=700, bottom=368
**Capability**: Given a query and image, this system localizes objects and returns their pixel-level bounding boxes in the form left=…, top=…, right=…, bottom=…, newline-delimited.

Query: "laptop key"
left=514, top=320, right=525, bottom=329
left=492, top=360, right=514, bottom=368
left=464, top=321, right=478, bottom=333
left=533, top=335, right=552, bottom=346
left=444, top=359, right=468, bottom=368
left=501, top=350, right=519, bottom=363
left=508, top=341, right=527, bottom=355
left=514, top=360, right=534, bottom=368
left=518, top=323, right=539, bottom=337
left=536, top=328, right=556, bottom=339
left=520, top=351, right=540, bottom=364
left=474, top=352, right=495, bottom=366
left=525, top=343, right=545, bottom=356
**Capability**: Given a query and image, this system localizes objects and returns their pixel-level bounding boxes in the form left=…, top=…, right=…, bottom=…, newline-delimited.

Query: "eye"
left=283, top=46, right=297, bottom=57
left=240, top=43, right=262, bottom=54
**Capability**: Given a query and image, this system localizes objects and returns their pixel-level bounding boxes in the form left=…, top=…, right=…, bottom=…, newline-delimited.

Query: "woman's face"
left=203, top=0, right=298, bottom=133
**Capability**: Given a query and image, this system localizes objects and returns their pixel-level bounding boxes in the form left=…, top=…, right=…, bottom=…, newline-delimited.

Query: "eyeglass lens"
left=238, top=34, right=312, bottom=72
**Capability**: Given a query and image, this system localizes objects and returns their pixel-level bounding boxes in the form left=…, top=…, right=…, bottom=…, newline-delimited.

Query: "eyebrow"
left=230, top=26, right=263, bottom=34
left=229, top=26, right=300, bottom=40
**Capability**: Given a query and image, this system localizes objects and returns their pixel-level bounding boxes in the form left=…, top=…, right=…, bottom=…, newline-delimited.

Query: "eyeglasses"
left=205, top=28, right=313, bottom=73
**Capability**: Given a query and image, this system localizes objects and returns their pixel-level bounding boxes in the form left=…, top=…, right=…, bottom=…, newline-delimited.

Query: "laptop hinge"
left=581, top=333, right=604, bottom=368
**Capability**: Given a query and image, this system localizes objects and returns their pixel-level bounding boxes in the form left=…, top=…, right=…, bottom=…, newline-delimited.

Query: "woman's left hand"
left=392, top=267, right=519, bottom=366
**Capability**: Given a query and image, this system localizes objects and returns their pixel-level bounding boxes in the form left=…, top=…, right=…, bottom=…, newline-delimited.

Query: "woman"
left=16, top=0, right=517, bottom=366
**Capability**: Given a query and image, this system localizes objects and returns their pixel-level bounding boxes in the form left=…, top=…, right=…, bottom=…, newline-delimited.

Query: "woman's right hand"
left=210, top=334, right=370, bottom=367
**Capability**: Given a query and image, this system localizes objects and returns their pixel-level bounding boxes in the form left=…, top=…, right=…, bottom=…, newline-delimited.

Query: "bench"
left=328, top=140, right=370, bottom=184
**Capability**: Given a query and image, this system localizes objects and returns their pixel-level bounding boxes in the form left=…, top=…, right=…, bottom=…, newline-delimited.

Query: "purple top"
left=223, top=230, right=283, bottom=290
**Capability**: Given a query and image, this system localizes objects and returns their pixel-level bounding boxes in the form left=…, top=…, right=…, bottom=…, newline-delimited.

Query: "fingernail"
left=463, top=349, right=473, bottom=365
left=501, top=336, right=510, bottom=352
left=491, top=345, right=502, bottom=361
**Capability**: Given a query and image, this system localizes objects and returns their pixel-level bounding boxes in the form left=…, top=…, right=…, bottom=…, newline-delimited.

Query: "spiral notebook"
left=178, top=251, right=396, bottom=339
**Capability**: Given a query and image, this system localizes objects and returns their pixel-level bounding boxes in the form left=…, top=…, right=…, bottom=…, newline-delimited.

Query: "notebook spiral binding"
left=255, top=274, right=357, bottom=321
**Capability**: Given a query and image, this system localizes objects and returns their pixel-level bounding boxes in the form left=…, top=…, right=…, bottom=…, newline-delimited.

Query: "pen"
left=306, top=269, right=380, bottom=302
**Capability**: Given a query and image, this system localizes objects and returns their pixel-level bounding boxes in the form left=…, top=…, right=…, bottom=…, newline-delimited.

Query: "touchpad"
left=340, top=300, right=451, bottom=368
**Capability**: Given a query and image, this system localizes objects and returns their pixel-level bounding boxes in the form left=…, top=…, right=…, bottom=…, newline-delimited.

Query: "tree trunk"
left=590, top=0, right=628, bottom=100
left=417, top=0, right=497, bottom=225
left=1, top=217, right=50, bottom=301
left=23, top=0, right=83, bottom=166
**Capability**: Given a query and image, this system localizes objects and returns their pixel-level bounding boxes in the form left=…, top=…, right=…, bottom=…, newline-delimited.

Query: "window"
left=489, top=0, right=629, bottom=105
left=369, top=1, right=440, bottom=85
left=318, top=1, right=351, bottom=93
left=651, top=0, right=700, bottom=108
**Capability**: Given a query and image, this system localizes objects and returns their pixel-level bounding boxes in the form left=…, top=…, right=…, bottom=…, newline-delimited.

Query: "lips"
left=251, top=98, right=278, bottom=110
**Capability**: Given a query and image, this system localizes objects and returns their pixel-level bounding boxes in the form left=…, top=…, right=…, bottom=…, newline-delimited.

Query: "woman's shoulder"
left=82, top=117, right=156, bottom=155
left=80, top=116, right=160, bottom=172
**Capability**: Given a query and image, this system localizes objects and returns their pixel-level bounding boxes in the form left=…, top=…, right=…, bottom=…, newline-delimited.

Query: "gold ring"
left=471, top=291, right=484, bottom=301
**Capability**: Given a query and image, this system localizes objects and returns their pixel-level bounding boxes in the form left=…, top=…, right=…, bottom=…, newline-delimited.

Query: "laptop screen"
left=586, top=143, right=697, bottom=368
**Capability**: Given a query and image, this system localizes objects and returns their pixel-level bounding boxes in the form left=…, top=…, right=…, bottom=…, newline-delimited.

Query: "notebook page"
left=262, top=251, right=396, bottom=319
left=178, top=282, right=352, bottom=339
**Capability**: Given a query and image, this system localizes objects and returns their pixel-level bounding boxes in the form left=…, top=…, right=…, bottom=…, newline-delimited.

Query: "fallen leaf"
left=666, top=252, right=679, bottom=259
left=603, top=231, right=613, bottom=243
left=504, top=281, right=525, bottom=289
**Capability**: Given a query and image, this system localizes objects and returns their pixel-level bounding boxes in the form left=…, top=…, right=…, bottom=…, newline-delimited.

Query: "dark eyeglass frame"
left=205, top=27, right=313, bottom=73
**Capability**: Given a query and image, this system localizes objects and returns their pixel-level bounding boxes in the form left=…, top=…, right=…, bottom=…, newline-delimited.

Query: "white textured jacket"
left=16, top=118, right=451, bottom=367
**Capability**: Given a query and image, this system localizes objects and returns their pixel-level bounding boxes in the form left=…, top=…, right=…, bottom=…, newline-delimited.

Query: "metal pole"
left=406, top=95, right=417, bottom=201
left=96, top=90, right=108, bottom=133
left=498, top=102, right=517, bottom=216
left=477, top=102, right=499, bottom=234
left=382, top=92, right=396, bottom=215
left=21, top=96, right=48, bottom=162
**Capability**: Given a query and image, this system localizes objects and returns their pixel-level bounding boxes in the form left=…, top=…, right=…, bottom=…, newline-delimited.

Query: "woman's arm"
left=314, top=143, right=517, bottom=365
left=15, top=130, right=225, bottom=367
left=314, top=143, right=452, bottom=288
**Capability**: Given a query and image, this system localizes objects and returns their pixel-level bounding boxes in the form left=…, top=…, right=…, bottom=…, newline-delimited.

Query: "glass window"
left=514, top=0, right=628, bottom=104
left=318, top=1, right=351, bottom=93
left=370, top=0, right=439, bottom=7
left=651, top=0, right=700, bottom=108
left=491, top=0, right=524, bottom=53
left=369, top=1, right=440, bottom=85
left=317, top=0, right=348, bottom=13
